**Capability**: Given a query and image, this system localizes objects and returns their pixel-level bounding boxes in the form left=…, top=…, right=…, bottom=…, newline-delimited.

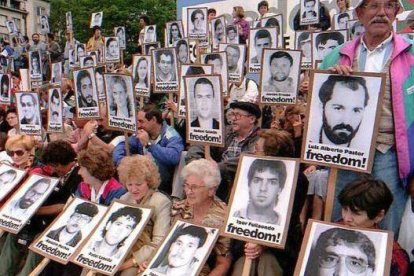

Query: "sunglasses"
left=6, top=150, right=26, bottom=157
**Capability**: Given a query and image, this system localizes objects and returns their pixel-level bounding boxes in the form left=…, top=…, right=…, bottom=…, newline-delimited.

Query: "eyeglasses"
left=231, top=112, right=253, bottom=120
left=21, top=103, right=34, bottom=108
left=183, top=183, right=207, bottom=192
left=362, top=2, right=400, bottom=12
left=319, top=254, right=369, bottom=274
left=6, top=150, right=26, bottom=157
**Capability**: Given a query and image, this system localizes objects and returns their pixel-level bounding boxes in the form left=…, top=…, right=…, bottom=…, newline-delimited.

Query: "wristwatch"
left=88, top=133, right=96, bottom=140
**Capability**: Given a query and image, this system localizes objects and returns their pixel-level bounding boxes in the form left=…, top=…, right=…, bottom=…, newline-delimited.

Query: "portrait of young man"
left=153, top=48, right=177, bottom=83
left=74, top=69, right=98, bottom=108
left=0, top=169, right=17, bottom=191
left=212, top=17, right=226, bottom=49
left=40, top=15, right=50, bottom=33
left=144, top=25, right=157, bottom=43
left=313, top=31, right=346, bottom=61
left=89, top=206, right=142, bottom=259
left=47, top=202, right=99, bottom=247
left=115, top=27, right=126, bottom=49
left=19, top=93, right=40, bottom=125
left=202, top=52, right=228, bottom=94
left=176, top=39, right=190, bottom=64
left=105, top=37, right=120, bottom=62
left=90, top=12, right=103, bottom=28
left=335, top=12, right=352, bottom=30
left=296, top=31, right=312, bottom=66
left=187, top=7, right=208, bottom=38
left=80, top=56, right=96, bottom=68
left=51, top=62, right=62, bottom=84
left=263, top=50, right=295, bottom=94
left=249, top=28, right=276, bottom=72
left=304, top=227, right=377, bottom=276
left=29, top=51, right=42, bottom=80
left=233, top=159, right=287, bottom=225
left=300, top=0, right=319, bottom=24
left=151, top=224, right=208, bottom=275
left=6, top=21, right=17, bottom=35
left=226, top=25, right=239, bottom=44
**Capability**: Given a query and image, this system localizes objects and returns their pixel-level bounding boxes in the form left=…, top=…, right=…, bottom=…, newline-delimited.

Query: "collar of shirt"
left=90, top=180, right=109, bottom=203
left=358, top=34, right=393, bottom=72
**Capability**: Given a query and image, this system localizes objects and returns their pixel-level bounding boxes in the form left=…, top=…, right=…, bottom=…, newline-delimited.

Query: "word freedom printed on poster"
left=72, top=201, right=152, bottom=275
left=0, top=174, right=59, bottom=234
left=301, top=71, right=386, bottom=172
left=222, top=154, right=299, bottom=248
left=30, top=198, right=107, bottom=264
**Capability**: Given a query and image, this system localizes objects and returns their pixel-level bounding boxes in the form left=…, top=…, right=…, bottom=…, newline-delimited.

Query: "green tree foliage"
left=49, top=0, right=176, bottom=64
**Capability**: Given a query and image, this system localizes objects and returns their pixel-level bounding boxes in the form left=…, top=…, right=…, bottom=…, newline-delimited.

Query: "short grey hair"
left=181, top=159, right=221, bottom=188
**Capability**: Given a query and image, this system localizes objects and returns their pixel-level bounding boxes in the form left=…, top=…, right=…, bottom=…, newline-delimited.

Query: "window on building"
left=10, top=0, right=20, bottom=9
left=0, top=0, right=7, bottom=7
left=36, top=6, right=46, bottom=16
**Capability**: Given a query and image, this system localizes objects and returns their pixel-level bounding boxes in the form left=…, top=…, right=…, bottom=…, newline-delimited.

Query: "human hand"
left=136, top=129, right=150, bottom=146
left=166, top=100, right=177, bottom=113
left=83, top=120, right=98, bottom=135
left=304, top=165, right=317, bottom=175
left=329, top=65, right=353, bottom=76
left=138, top=261, right=149, bottom=273
left=244, top=242, right=263, bottom=260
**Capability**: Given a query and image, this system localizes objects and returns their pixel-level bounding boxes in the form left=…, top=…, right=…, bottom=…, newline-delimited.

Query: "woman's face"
left=125, top=180, right=150, bottom=203
left=337, top=0, right=347, bottom=10
left=184, top=174, right=213, bottom=206
left=171, top=25, right=180, bottom=38
left=7, top=146, right=30, bottom=167
left=112, top=82, right=127, bottom=107
left=6, top=112, right=18, bottom=127
left=137, top=60, right=148, bottom=81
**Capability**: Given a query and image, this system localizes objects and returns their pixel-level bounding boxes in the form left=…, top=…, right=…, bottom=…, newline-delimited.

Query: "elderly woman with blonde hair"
left=171, top=158, right=231, bottom=275
left=117, top=155, right=172, bottom=275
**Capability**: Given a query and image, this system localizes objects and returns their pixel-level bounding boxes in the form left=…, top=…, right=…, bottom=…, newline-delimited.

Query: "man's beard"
left=322, top=112, right=360, bottom=145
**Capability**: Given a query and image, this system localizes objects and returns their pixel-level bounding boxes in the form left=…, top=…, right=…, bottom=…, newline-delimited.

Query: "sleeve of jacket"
left=148, top=135, right=184, bottom=166
left=112, top=136, right=144, bottom=166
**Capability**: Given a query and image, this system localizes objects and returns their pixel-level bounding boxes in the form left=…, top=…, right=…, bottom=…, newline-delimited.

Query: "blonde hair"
left=5, top=135, right=35, bottom=152
left=181, top=159, right=221, bottom=188
left=233, top=6, right=245, bottom=18
left=117, top=155, right=161, bottom=189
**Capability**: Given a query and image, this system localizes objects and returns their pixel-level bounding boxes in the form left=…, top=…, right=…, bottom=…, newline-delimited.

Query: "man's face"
left=78, top=46, right=85, bottom=58
left=19, top=181, right=49, bottom=209
left=193, top=12, right=205, bottom=31
left=158, top=54, right=173, bottom=76
left=270, top=57, right=292, bottom=82
left=194, top=83, right=214, bottom=119
left=137, top=111, right=151, bottom=132
left=338, top=16, right=350, bottom=29
left=207, top=58, right=222, bottom=74
left=255, top=37, right=271, bottom=60
left=80, top=75, right=94, bottom=104
left=41, top=17, right=47, bottom=24
left=318, top=243, right=372, bottom=276
left=168, top=234, right=200, bottom=267
left=107, top=41, right=118, bottom=58
left=94, top=14, right=101, bottom=22
left=356, top=0, right=398, bottom=40
left=145, top=29, right=154, bottom=41
left=259, top=5, right=268, bottom=16
left=352, top=25, right=365, bottom=39
left=317, top=39, right=340, bottom=60
left=104, top=215, right=135, bottom=246
left=226, top=47, right=240, bottom=68
left=32, top=57, right=39, bottom=71
left=322, top=82, right=366, bottom=145
left=305, top=1, right=316, bottom=13
left=215, top=21, right=224, bottom=41
left=300, top=39, right=312, bottom=58
left=178, top=44, right=188, bottom=63
left=32, top=35, right=40, bottom=44
left=228, top=29, right=236, bottom=40
left=21, top=95, right=36, bottom=121
left=0, top=173, right=15, bottom=187
left=249, top=167, right=281, bottom=209
left=66, top=212, right=92, bottom=234
left=95, top=72, right=104, bottom=94
left=84, top=58, right=94, bottom=67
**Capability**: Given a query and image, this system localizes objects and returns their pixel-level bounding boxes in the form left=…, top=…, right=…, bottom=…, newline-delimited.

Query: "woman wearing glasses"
left=169, top=159, right=231, bottom=276
left=116, top=155, right=171, bottom=275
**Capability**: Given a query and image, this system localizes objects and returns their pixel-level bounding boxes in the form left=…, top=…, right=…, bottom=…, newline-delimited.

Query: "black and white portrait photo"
left=219, top=43, right=246, bottom=84
left=47, top=88, right=63, bottom=132
left=0, top=164, right=26, bottom=202
left=248, top=27, right=277, bottom=73
left=302, top=71, right=385, bottom=172
left=75, top=43, right=86, bottom=65
left=69, top=49, right=76, bottom=68
left=30, top=198, right=107, bottom=264
left=295, top=220, right=392, bottom=276
left=6, top=20, right=17, bottom=35
left=187, top=7, right=208, bottom=39
left=295, top=31, right=313, bottom=68
left=104, top=37, right=120, bottom=63
left=175, top=39, right=190, bottom=65
left=166, top=21, right=184, bottom=47
left=16, top=92, right=42, bottom=136
left=144, top=220, right=219, bottom=276
left=94, top=66, right=105, bottom=100
left=152, top=48, right=179, bottom=93
left=132, top=55, right=151, bottom=97
left=201, top=52, right=228, bottom=95
left=104, top=74, right=137, bottom=133
left=80, top=55, right=97, bottom=68
left=178, top=64, right=212, bottom=118
left=29, top=51, right=42, bottom=81
left=333, top=11, right=354, bottom=30
left=66, top=11, right=73, bottom=31
left=226, top=25, right=239, bottom=44
left=40, top=15, right=50, bottom=34
left=224, top=155, right=299, bottom=248
left=260, top=14, right=284, bottom=48
left=0, top=74, right=11, bottom=104
left=260, top=49, right=301, bottom=105
left=143, top=42, right=160, bottom=55
left=184, top=74, right=224, bottom=147
left=0, top=174, right=58, bottom=234
left=144, top=25, right=157, bottom=43
left=312, top=30, right=348, bottom=64
left=114, top=27, right=126, bottom=49
left=73, top=201, right=152, bottom=275
left=300, top=0, right=320, bottom=25
left=348, top=20, right=365, bottom=40
left=73, top=68, right=100, bottom=119
left=90, top=12, right=103, bottom=28
left=51, top=62, right=62, bottom=85
left=211, top=16, right=226, bottom=50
